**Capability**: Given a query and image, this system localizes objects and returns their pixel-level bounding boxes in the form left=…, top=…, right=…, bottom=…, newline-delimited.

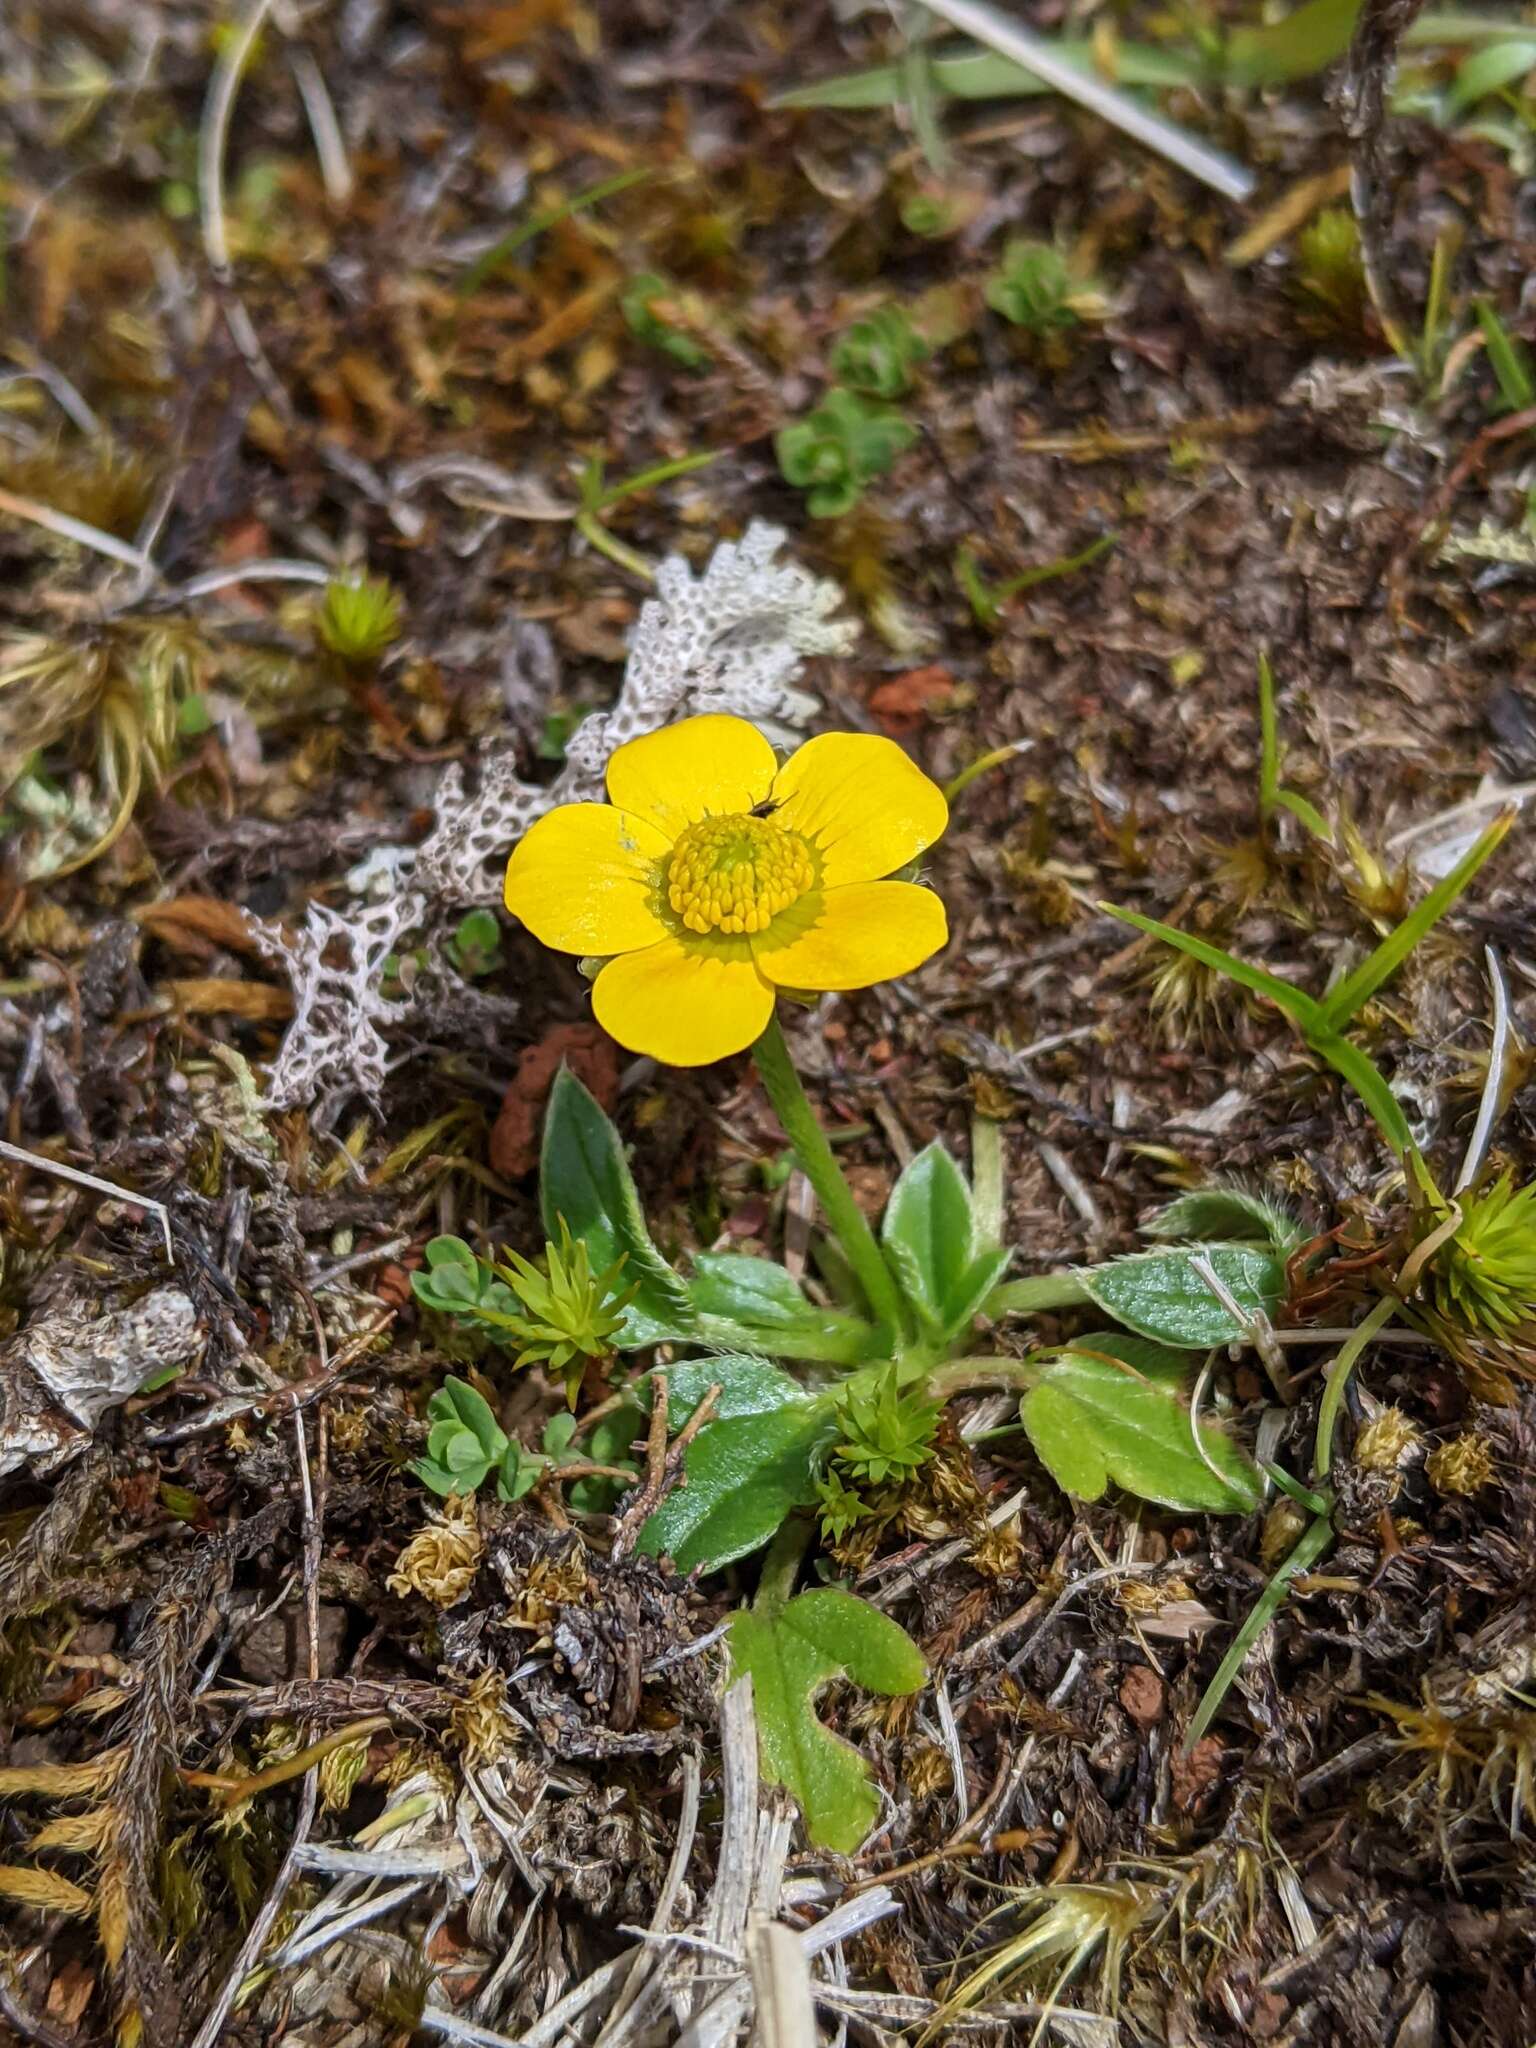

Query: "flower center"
left=666, top=813, right=815, bottom=936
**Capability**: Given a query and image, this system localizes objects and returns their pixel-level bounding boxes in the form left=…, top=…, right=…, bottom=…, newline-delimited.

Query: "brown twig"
left=609, top=1375, right=721, bottom=1557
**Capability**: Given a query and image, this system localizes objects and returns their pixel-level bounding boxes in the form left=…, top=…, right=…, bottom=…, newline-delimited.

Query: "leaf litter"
left=3, top=0, right=1536, bottom=2043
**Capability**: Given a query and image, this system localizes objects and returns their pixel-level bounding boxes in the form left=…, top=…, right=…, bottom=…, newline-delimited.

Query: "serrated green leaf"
left=1077, top=1243, right=1286, bottom=1347
left=1021, top=1346, right=1261, bottom=1512
left=540, top=1068, right=696, bottom=1345
left=727, top=1590, right=926, bottom=1851
left=636, top=1361, right=831, bottom=1572
left=1142, top=1187, right=1304, bottom=1253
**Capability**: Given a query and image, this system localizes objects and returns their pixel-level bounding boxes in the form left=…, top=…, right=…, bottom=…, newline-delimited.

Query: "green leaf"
left=430, top=1377, right=507, bottom=1459
left=498, top=1444, right=545, bottom=1500
left=1142, top=1187, right=1304, bottom=1253
left=1225, top=0, right=1359, bottom=86
left=1102, top=904, right=1323, bottom=1029
left=1021, top=1342, right=1261, bottom=1513
left=691, top=1253, right=815, bottom=1328
left=726, top=1590, right=927, bottom=1851
left=1313, top=810, right=1513, bottom=1033
left=636, top=1359, right=831, bottom=1573
left=1449, top=37, right=1536, bottom=113
left=880, top=1142, right=1005, bottom=1337
left=884, top=1144, right=973, bottom=1314
left=540, top=1068, right=696, bottom=1345
left=1475, top=298, right=1536, bottom=411
left=772, top=40, right=1205, bottom=111
left=1077, top=1243, right=1287, bottom=1348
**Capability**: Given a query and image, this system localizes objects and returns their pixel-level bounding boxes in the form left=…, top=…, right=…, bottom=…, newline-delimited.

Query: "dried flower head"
left=1425, top=1432, right=1495, bottom=1497
left=386, top=1494, right=482, bottom=1606
left=1353, top=1405, right=1422, bottom=1474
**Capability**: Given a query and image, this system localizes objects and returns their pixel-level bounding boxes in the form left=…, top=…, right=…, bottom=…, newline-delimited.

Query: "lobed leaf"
left=727, top=1590, right=926, bottom=1851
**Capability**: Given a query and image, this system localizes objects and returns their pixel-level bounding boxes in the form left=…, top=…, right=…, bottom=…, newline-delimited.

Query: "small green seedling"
left=318, top=574, right=403, bottom=665
left=621, top=271, right=710, bottom=369
left=1256, top=651, right=1332, bottom=845
left=411, top=1235, right=519, bottom=1321
left=829, top=306, right=929, bottom=399
left=984, top=239, right=1102, bottom=334
left=956, top=532, right=1116, bottom=632
left=775, top=388, right=918, bottom=518
left=1474, top=299, right=1536, bottom=414
left=445, top=909, right=503, bottom=979
left=413, top=1377, right=530, bottom=1500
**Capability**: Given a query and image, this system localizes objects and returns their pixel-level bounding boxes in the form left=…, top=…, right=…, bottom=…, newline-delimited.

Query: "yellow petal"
left=756, top=881, right=947, bottom=990
left=504, top=803, right=669, bottom=955
left=606, top=715, right=777, bottom=841
left=769, top=733, right=948, bottom=886
left=593, top=938, right=774, bottom=1065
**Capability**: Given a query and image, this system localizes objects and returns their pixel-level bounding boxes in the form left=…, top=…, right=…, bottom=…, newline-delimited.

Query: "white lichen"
left=256, top=524, right=854, bottom=1115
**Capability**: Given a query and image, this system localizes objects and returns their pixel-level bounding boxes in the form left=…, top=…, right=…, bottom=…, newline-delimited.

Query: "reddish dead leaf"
left=1171, top=1733, right=1225, bottom=1812
left=1119, top=1666, right=1165, bottom=1728
left=490, top=1023, right=621, bottom=1177
left=162, top=977, right=294, bottom=1022
left=867, top=664, right=956, bottom=735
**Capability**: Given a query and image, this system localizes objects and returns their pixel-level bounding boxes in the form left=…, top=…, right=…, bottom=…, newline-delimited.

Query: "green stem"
left=1313, top=1296, right=1398, bottom=1482
left=752, top=1011, right=908, bottom=1341
left=754, top=1514, right=814, bottom=1618
left=574, top=508, right=656, bottom=583
left=692, top=1310, right=878, bottom=1368
left=1185, top=1511, right=1335, bottom=1750
left=983, top=1272, right=1092, bottom=1318
left=924, top=1355, right=1037, bottom=1400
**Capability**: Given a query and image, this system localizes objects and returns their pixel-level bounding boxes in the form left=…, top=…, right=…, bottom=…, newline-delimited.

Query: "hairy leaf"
left=1142, top=1187, right=1304, bottom=1253
left=1078, top=1243, right=1286, bottom=1348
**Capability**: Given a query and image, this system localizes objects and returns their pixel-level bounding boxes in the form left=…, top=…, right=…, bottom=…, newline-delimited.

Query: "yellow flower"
left=504, top=714, right=948, bottom=1065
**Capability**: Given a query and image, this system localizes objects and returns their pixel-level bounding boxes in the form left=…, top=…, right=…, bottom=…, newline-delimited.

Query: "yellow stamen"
left=666, top=813, right=815, bottom=936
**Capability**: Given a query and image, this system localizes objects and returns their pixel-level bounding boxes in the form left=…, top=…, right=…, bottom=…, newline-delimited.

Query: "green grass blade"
left=1314, top=809, right=1514, bottom=1033
left=1307, top=1029, right=1415, bottom=1157
left=1101, top=905, right=1324, bottom=1029
left=1257, top=650, right=1281, bottom=815
left=455, top=168, right=651, bottom=298
left=1474, top=299, right=1536, bottom=412
left=1274, top=787, right=1334, bottom=844
left=771, top=40, right=1206, bottom=110
left=1185, top=1512, right=1335, bottom=1748
left=1224, top=0, right=1360, bottom=87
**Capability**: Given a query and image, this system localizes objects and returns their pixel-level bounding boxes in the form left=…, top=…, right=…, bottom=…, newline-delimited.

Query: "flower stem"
left=752, top=1010, right=908, bottom=1341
